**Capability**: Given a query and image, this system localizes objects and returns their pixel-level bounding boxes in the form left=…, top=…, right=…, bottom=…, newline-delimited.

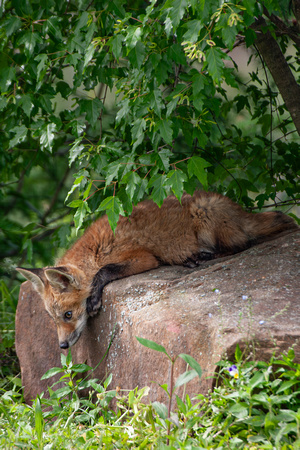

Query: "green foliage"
left=1, top=344, right=300, bottom=448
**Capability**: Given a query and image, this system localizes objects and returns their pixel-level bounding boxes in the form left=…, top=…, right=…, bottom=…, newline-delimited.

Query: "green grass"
left=0, top=339, right=300, bottom=449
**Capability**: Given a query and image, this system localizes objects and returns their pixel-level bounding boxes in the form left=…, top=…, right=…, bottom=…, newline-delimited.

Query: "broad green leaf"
left=244, top=28, right=257, bottom=47
left=39, top=94, right=53, bottom=114
left=157, top=148, right=172, bottom=171
left=66, top=174, right=87, bottom=201
left=148, top=88, right=164, bottom=117
left=80, top=98, right=103, bottom=128
left=40, top=123, right=56, bottom=152
left=124, top=25, right=142, bottom=49
left=192, top=71, right=205, bottom=95
left=41, top=367, right=64, bottom=380
left=9, top=125, right=27, bottom=148
left=69, top=137, right=85, bottom=165
left=132, top=178, right=148, bottom=204
left=178, top=353, right=202, bottom=378
left=74, top=200, right=91, bottom=232
left=205, top=47, right=226, bottom=83
left=116, top=98, right=130, bottom=124
left=131, top=118, right=146, bottom=150
left=166, top=170, right=187, bottom=200
left=249, top=371, right=265, bottom=391
left=50, top=386, right=73, bottom=399
left=166, top=97, right=179, bottom=117
left=152, top=401, right=168, bottom=419
left=228, top=402, right=249, bottom=419
left=71, top=363, right=92, bottom=373
left=105, top=161, right=121, bottom=187
left=0, top=97, right=6, bottom=111
left=0, top=66, right=16, bottom=92
left=103, top=373, right=113, bottom=389
left=164, top=17, right=173, bottom=38
left=188, top=156, right=211, bottom=190
left=45, top=17, right=63, bottom=41
left=83, top=181, right=93, bottom=200
left=109, top=34, right=124, bottom=60
left=75, top=11, right=89, bottom=32
left=68, top=199, right=84, bottom=208
left=128, top=41, right=145, bottom=69
left=136, top=336, right=170, bottom=358
left=97, top=196, right=124, bottom=231
left=109, top=0, right=126, bottom=18
left=155, top=57, right=170, bottom=85
left=276, top=379, right=300, bottom=394
left=183, top=19, right=203, bottom=42
left=222, top=25, right=238, bottom=50
left=60, top=352, right=67, bottom=367
left=18, top=94, right=34, bottom=117
left=56, top=81, right=72, bottom=100
left=3, top=16, right=22, bottom=36
left=121, top=171, right=142, bottom=199
left=17, top=31, right=42, bottom=58
left=148, top=174, right=168, bottom=207
left=117, top=154, right=134, bottom=181
left=162, top=0, right=188, bottom=30
left=71, top=119, right=86, bottom=137
left=66, top=349, right=72, bottom=366
left=168, top=43, right=187, bottom=66
left=174, top=369, right=198, bottom=389
left=84, top=43, right=95, bottom=68
left=158, top=119, right=173, bottom=145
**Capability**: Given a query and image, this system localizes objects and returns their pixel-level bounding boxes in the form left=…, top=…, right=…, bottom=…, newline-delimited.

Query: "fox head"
left=16, top=265, right=93, bottom=349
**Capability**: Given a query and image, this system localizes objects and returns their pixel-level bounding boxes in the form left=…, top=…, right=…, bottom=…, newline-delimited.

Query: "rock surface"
left=16, top=230, right=300, bottom=404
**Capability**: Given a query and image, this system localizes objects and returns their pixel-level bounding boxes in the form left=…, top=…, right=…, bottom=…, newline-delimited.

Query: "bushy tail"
left=245, top=210, right=298, bottom=243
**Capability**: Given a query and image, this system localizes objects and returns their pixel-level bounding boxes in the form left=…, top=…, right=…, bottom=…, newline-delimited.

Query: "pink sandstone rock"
left=15, top=230, right=300, bottom=404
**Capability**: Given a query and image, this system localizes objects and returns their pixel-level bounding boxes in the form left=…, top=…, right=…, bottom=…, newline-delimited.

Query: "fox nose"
left=59, top=341, right=69, bottom=349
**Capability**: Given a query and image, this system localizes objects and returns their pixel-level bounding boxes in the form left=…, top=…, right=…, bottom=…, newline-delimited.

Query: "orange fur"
left=17, top=191, right=298, bottom=348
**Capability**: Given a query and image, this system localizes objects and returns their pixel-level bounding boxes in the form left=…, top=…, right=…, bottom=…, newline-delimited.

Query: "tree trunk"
left=253, top=16, right=300, bottom=137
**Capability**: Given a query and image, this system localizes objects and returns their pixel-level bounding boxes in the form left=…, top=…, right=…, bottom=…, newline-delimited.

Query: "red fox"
left=17, top=191, right=298, bottom=349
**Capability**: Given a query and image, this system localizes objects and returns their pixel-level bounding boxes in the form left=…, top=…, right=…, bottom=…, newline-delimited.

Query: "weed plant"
left=0, top=339, right=300, bottom=449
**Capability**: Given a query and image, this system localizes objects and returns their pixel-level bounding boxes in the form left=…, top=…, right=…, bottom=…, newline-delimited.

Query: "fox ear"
left=16, top=268, right=46, bottom=295
left=44, top=267, right=80, bottom=292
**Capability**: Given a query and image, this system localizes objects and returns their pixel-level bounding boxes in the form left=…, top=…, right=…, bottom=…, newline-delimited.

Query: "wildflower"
left=214, top=289, right=220, bottom=294
left=228, top=364, right=239, bottom=379
left=259, top=320, right=265, bottom=325
left=242, top=295, right=248, bottom=300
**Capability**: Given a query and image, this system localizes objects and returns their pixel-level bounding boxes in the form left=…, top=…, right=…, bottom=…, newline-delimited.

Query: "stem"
left=166, top=358, right=175, bottom=445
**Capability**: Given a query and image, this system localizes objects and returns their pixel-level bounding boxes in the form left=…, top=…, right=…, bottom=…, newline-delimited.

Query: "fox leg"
left=86, top=249, right=159, bottom=316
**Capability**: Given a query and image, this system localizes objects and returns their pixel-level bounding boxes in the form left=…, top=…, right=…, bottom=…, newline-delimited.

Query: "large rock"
left=16, top=230, right=300, bottom=404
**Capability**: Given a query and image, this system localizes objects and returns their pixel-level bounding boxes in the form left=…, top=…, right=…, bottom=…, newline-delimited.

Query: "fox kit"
left=17, top=191, right=298, bottom=349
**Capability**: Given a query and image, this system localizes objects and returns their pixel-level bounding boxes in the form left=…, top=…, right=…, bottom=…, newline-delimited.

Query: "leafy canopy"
left=0, top=0, right=299, bottom=269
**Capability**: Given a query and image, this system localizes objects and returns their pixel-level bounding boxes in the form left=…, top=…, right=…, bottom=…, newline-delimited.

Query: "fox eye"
left=64, top=311, right=72, bottom=320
